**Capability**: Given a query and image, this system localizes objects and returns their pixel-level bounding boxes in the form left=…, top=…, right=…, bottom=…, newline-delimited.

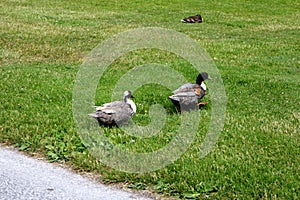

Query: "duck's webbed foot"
left=197, top=102, right=207, bottom=106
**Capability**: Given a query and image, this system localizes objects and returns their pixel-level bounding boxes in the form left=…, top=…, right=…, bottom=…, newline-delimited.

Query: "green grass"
left=1, top=0, right=299, bottom=199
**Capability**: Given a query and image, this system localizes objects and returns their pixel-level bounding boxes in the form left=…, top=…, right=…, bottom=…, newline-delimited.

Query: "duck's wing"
left=169, top=91, right=198, bottom=101
left=94, top=100, right=124, bottom=111
left=181, top=16, right=196, bottom=23
left=98, top=100, right=122, bottom=108
left=172, top=83, right=195, bottom=94
left=89, top=110, right=115, bottom=126
left=90, top=101, right=134, bottom=126
left=173, top=83, right=207, bottom=99
left=95, top=100, right=129, bottom=113
left=89, top=106, right=116, bottom=119
left=169, top=92, right=199, bottom=112
left=181, top=15, right=202, bottom=23
left=172, top=83, right=199, bottom=94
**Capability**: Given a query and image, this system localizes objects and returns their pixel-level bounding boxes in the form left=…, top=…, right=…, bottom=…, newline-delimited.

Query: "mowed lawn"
left=0, top=0, right=299, bottom=199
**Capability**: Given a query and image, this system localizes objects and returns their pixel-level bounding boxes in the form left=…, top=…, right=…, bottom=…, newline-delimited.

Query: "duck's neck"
left=125, top=98, right=136, bottom=113
left=196, top=76, right=204, bottom=85
left=200, top=82, right=207, bottom=91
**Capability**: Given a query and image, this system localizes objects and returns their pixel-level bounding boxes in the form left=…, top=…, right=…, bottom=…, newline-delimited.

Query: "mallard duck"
left=169, top=72, right=211, bottom=112
left=181, top=14, right=203, bottom=23
left=89, top=91, right=136, bottom=126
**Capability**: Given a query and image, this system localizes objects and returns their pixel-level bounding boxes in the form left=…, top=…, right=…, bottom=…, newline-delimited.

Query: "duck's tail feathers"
left=88, top=113, right=98, bottom=118
left=95, top=106, right=105, bottom=111
left=102, top=109, right=116, bottom=114
left=169, top=95, right=179, bottom=101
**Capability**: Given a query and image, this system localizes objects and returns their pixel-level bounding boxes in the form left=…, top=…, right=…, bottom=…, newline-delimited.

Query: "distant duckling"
left=169, top=72, right=211, bottom=112
left=181, top=14, right=203, bottom=23
left=89, top=91, right=136, bottom=126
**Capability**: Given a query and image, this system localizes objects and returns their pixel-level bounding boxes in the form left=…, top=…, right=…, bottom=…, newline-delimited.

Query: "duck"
left=181, top=14, right=203, bottom=23
left=169, top=72, right=211, bottom=112
left=89, top=90, right=136, bottom=126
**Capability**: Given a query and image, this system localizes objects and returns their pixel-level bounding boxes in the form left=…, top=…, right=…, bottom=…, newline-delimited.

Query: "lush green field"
left=1, top=0, right=299, bottom=199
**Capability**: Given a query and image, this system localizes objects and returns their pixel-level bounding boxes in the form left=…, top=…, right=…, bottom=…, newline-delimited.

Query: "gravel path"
left=0, top=145, right=155, bottom=200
